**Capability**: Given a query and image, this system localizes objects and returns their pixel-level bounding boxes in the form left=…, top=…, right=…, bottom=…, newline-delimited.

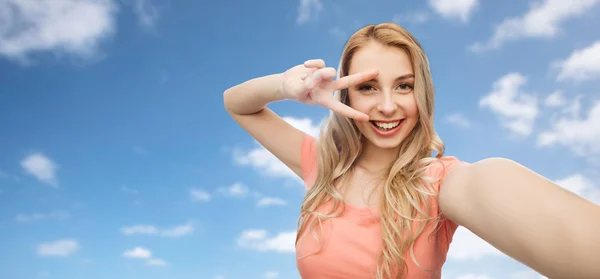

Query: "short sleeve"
left=429, top=156, right=470, bottom=256
left=301, top=134, right=318, bottom=190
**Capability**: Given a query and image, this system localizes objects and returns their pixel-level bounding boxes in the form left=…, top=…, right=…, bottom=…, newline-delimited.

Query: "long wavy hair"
left=295, top=23, right=446, bottom=279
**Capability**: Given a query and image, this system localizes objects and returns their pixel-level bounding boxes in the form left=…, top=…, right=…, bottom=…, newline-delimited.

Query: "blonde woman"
left=223, top=23, right=600, bottom=279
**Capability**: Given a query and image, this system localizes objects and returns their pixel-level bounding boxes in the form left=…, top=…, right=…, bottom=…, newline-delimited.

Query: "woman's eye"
left=358, top=85, right=374, bottom=91
left=397, top=84, right=413, bottom=92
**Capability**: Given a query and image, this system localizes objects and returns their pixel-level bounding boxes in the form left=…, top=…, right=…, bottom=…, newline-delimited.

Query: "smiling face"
left=346, top=41, right=419, bottom=150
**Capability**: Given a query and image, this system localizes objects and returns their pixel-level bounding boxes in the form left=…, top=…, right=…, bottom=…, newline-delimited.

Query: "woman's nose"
left=377, top=94, right=397, bottom=115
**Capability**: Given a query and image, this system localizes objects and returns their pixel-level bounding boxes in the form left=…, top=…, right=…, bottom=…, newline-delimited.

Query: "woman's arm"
left=439, top=157, right=600, bottom=279
left=224, top=72, right=308, bottom=178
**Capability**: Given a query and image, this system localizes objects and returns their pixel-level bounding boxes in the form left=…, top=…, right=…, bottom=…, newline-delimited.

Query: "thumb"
left=305, top=67, right=336, bottom=90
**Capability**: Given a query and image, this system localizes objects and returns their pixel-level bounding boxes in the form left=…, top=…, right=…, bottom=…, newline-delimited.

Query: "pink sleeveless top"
left=296, top=135, right=467, bottom=279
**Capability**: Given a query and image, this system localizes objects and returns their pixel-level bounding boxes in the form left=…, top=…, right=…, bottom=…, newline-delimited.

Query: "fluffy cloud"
left=429, top=0, right=479, bottom=22
left=15, top=210, right=69, bottom=223
left=509, top=270, right=548, bottom=279
left=0, top=0, right=117, bottom=63
left=443, top=113, right=472, bottom=128
left=121, top=222, right=194, bottom=238
left=190, top=189, right=211, bottom=202
left=470, top=0, right=600, bottom=51
left=146, top=258, right=168, bottom=267
left=455, top=274, right=493, bottom=279
left=123, top=247, right=167, bottom=266
left=543, top=91, right=566, bottom=108
left=20, top=153, right=59, bottom=186
left=216, top=183, right=249, bottom=198
left=447, top=227, right=503, bottom=261
left=392, top=12, right=430, bottom=25
left=264, top=271, right=279, bottom=278
left=554, top=174, right=600, bottom=204
left=237, top=229, right=296, bottom=253
left=234, top=116, right=321, bottom=180
left=537, top=100, right=600, bottom=155
left=555, top=41, right=600, bottom=82
left=123, top=247, right=151, bottom=259
left=296, top=0, right=323, bottom=24
left=257, top=197, right=287, bottom=207
left=132, top=0, right=159, bottom=30
left=479, top=73, right=539, bottom=137
left=37, top=239, right=79, bottom=256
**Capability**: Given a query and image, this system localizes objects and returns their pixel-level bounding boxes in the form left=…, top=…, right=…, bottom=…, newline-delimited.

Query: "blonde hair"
left=296, top=23, right=446, bottom=279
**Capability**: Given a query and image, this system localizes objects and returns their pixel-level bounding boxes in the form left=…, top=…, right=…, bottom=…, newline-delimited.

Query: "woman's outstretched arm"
left=439, top=157, right=600, bottom=279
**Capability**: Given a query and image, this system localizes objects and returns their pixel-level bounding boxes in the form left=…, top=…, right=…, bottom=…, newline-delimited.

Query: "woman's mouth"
left=369, top=119, right=404, bottom=137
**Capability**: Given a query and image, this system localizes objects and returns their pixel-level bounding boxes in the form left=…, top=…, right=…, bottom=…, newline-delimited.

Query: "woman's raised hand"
left=279, top=59, right=378, bottom=122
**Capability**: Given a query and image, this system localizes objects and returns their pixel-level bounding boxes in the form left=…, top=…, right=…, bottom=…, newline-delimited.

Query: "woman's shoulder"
left=425, top=155, right=469, bottom=181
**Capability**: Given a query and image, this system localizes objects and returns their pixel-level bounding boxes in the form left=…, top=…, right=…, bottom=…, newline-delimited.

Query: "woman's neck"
left=354, top=140, right=399, bottom=174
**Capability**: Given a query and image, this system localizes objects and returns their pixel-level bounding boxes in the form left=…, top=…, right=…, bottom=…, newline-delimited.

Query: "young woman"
left=223, top=23, right=600, bottom=279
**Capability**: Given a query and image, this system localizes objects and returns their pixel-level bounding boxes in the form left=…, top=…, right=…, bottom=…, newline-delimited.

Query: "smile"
left=369, top=119, right=404, bottom=136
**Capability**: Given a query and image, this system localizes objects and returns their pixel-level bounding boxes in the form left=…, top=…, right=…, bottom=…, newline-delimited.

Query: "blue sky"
left=1, top=0, right=599, bottom=278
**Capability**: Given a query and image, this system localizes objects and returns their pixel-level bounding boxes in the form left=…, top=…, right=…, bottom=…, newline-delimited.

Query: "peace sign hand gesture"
left=279, top=59, right=379, bottom=122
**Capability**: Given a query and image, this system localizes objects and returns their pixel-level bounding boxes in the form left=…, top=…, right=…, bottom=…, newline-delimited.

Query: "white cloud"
left=257, top=197, right=287, bottom=207
left=429, top=0, right=479, bottom=22
left=237, top=229, right=296, bottom=253
left=217, top=183, right=249, bottom=198
left=20, top=153, right=59, bottom=186
left=470, top=0, right=600, bottom=51
left=121, top=225, right=158, bottom=235
left=190, top=189, right=211, bottom=202
left=479, top=73, right=539, bottom=137
left=555, top=174, right=600, bottom=204
left=537, top=100, right=600, bottom=155
left=456, top=274, right=493, bottom=279
left=392, top=12, right=429, bottom=25
left=509, top=270, right=548, bottom=279
left=543, top=91, right=566, bottom=108
left=234, top=116, right=321, bottom=180
left=443, top=113, right=472, bottom=128
left=555, top=41, right=600, bottom=82
left=121, top=222, right=194, bottom=237
left=0, top=0, right=117, bottom=64
left=121, top=185, right=139, bottom=195
left=132, top=0, right=159, bottom=30
left=123, top=247, right=168, bottom=267
left=265, top=271, right=279, bottom=279
left=296, top=0, right=323, bottom=24
left=329, top=27, right=346, bottom=40
left=146, top=258, right=168, bottom=267
left=447, top=227, right=503, bottom=261
left=15, top=210, right=69, bottom=223
left=159, top=223, right=194, bottom=238
left=123, top=247, right=151, bottom=259
left=283, top=116, right=321, bottom=138
left=37, top=239, right=79, bottom=256
left=213, top=276, right=225, bottom=279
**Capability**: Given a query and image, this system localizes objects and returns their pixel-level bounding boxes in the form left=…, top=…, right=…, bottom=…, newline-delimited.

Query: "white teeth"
left=374, top=121, right=400, bottom=129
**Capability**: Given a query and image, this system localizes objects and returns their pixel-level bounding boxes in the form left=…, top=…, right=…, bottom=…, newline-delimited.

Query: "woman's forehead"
left=348, top=45, right=413, bottom=78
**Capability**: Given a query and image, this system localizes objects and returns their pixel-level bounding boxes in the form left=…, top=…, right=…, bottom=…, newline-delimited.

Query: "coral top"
left=296, top=135, right=467, bottom=279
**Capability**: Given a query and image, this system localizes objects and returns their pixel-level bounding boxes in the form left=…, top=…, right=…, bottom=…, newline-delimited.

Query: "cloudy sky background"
left=0, top=0, right=599, bottom=278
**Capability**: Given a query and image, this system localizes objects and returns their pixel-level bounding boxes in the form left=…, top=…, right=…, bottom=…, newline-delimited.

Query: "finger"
left=333, top=69, right=379, bottom=90
left=315, top=67, right=337, bottom=81
left=321, top=98, right=370, bottom=122
left=304, top=59, right=325, bottom=69
left=304, top=67, right=335, bottom=90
